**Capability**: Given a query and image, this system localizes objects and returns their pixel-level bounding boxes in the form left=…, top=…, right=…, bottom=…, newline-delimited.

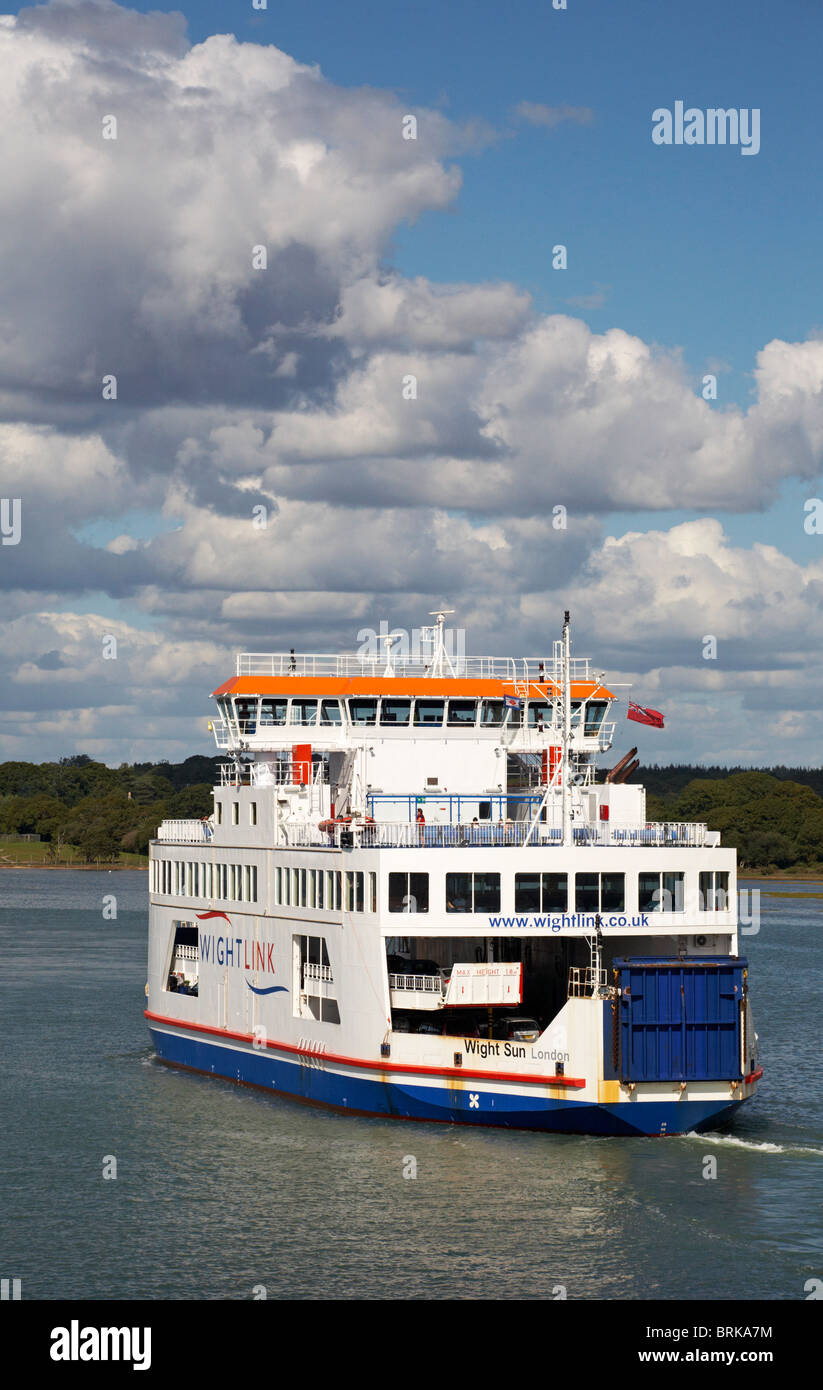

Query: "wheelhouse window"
left=348, top=698, right=377, bottom=725
left=260, top=698, right=287, bottom=725
left=320, top=699, right=342, bottom=725
left=414, top=699, right=445, bottom=726
left=388, top=872, right=429, bottom=913
left=446, top=872, right=500, bottom=913
left=234, top=698, right=258, bottom=732
left=290, top=698, right=318, bottom=726
left=480, top=699, right=505, bottom=726
left=515, top=872, right=568, bottom=913
left=447, top=699, right=478, bottom=726
left=527, top=701, right=553, bottom=728
left=584, top=700, right=609, bottom=736
left=380, top=698, right=411, bottom=726
left=639, top=871, right=685, bottom=912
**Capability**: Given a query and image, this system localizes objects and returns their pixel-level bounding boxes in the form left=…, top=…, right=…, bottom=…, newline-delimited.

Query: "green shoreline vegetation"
left=1, top=756, right=823, bottom=875
left=0, top=753, right=217, bottom=867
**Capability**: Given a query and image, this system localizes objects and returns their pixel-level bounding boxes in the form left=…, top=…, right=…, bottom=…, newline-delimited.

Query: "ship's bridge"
left=210, top=656, right=616, bottom=758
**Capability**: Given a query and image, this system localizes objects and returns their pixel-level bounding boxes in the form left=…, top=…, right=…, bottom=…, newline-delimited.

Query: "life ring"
left=318, top=815, right=375, bottom=833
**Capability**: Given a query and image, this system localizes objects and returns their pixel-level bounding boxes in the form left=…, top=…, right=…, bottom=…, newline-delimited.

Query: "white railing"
left=278, top=820, right=708, bottom=849
left=157, top=819, right=212, bottom=843
left=213, top=719, right=345, bottom=747
left=235, top=653, right=594, bottom=682
left=389, top=972, right=444, bottom=995
left=174, top=944, right=199, bottom=962
left=217, top=760, right=327, bottom=788
left=568, top=966, right=611, bottom=998
left=303, top=962, right=334, bottom=984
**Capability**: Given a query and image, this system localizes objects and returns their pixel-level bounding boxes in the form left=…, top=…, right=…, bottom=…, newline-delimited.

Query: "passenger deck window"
left=639, top=871, right=684, bottom=912
left=414, top=699, right=445, bottom=726
left=380, top=698, right=411, bottom=725
left=446, top=872, right=500, bottom=913
left=601, top=873, right=624, bottom=911
left=575, top=873, right=600, bottom=913
left=388, top=872, right=429, bottom=913
left=574, top=872, right=625, bottom=912
left=699, top=870, right=729, bottom=911
left=344, top=871, right=364, bottom=912
left=515, top=872, right=568, bottom=913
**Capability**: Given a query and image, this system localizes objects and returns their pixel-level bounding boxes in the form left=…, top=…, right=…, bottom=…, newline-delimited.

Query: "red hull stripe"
left=144, top=1009, right=585, bottom=1088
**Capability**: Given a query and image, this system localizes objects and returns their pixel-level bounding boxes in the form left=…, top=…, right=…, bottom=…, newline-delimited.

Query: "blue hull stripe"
left=149, top=1026, right=748, bottom=1137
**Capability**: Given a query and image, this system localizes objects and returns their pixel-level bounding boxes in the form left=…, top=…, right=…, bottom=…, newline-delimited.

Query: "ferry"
left=145, top=612, right=762, bottom=1136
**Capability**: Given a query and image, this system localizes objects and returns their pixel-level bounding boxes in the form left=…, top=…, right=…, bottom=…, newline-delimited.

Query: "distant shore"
left=739, top=871, right=823, bottom=882
left=0, top=862, right=147, bottom=871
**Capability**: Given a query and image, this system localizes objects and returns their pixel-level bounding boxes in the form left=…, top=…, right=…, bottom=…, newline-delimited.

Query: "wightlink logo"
left=50, top=1321, right=151, bottom=1370
left=652, top=102, right=760, bottom=156
left=195, top=914, right=287, bottom=996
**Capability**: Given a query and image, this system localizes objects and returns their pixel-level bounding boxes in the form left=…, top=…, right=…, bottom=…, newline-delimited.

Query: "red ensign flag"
left=627, top=701, right=664, bottom=728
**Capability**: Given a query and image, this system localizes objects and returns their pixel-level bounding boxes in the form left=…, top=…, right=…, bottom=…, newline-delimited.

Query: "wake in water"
left=685, top=1131, right=823, bottom=1157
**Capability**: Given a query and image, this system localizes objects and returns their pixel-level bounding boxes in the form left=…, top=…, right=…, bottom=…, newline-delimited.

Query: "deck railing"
left=157, top=819, right=212, bottom=843
left=277, top=820, right=708, bottom=849
left=235, top=652, right=594, bottom=682
left=303, top=962, right=334, bottom=985
left=389, top=972, right=445, bottom=995
left=217, top=760, right=327, bottom=788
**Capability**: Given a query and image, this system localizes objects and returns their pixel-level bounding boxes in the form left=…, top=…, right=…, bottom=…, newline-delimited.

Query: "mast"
left=561, top=609, right=571, bottom=848
left=426, top=609, right=456, bottom=678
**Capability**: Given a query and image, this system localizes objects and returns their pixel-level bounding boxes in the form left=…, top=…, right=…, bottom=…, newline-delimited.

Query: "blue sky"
left=36, top=0, right=823, bottom=559
left=104, top=0, right=819, bottom=388
left=1, top=0, right=823, bottom=765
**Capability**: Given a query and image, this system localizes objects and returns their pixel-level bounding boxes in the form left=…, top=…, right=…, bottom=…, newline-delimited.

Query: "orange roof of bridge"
left=212, top=676, right=614, bottom=700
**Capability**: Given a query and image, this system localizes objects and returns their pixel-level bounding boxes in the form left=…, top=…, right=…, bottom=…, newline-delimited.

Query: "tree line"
left=1, top=755, right=822, bottom=871
left=642, top=768, right=823, bottom=870
left=0, top=754, right=218, bottom=862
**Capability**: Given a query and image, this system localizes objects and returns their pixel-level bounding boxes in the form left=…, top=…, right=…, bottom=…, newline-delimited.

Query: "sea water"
left=0, top=871, right=820, bottom=1300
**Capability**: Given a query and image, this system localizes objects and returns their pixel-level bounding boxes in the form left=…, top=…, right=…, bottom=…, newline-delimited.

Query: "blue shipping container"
left=614, top=957, right=746, bottom=1083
